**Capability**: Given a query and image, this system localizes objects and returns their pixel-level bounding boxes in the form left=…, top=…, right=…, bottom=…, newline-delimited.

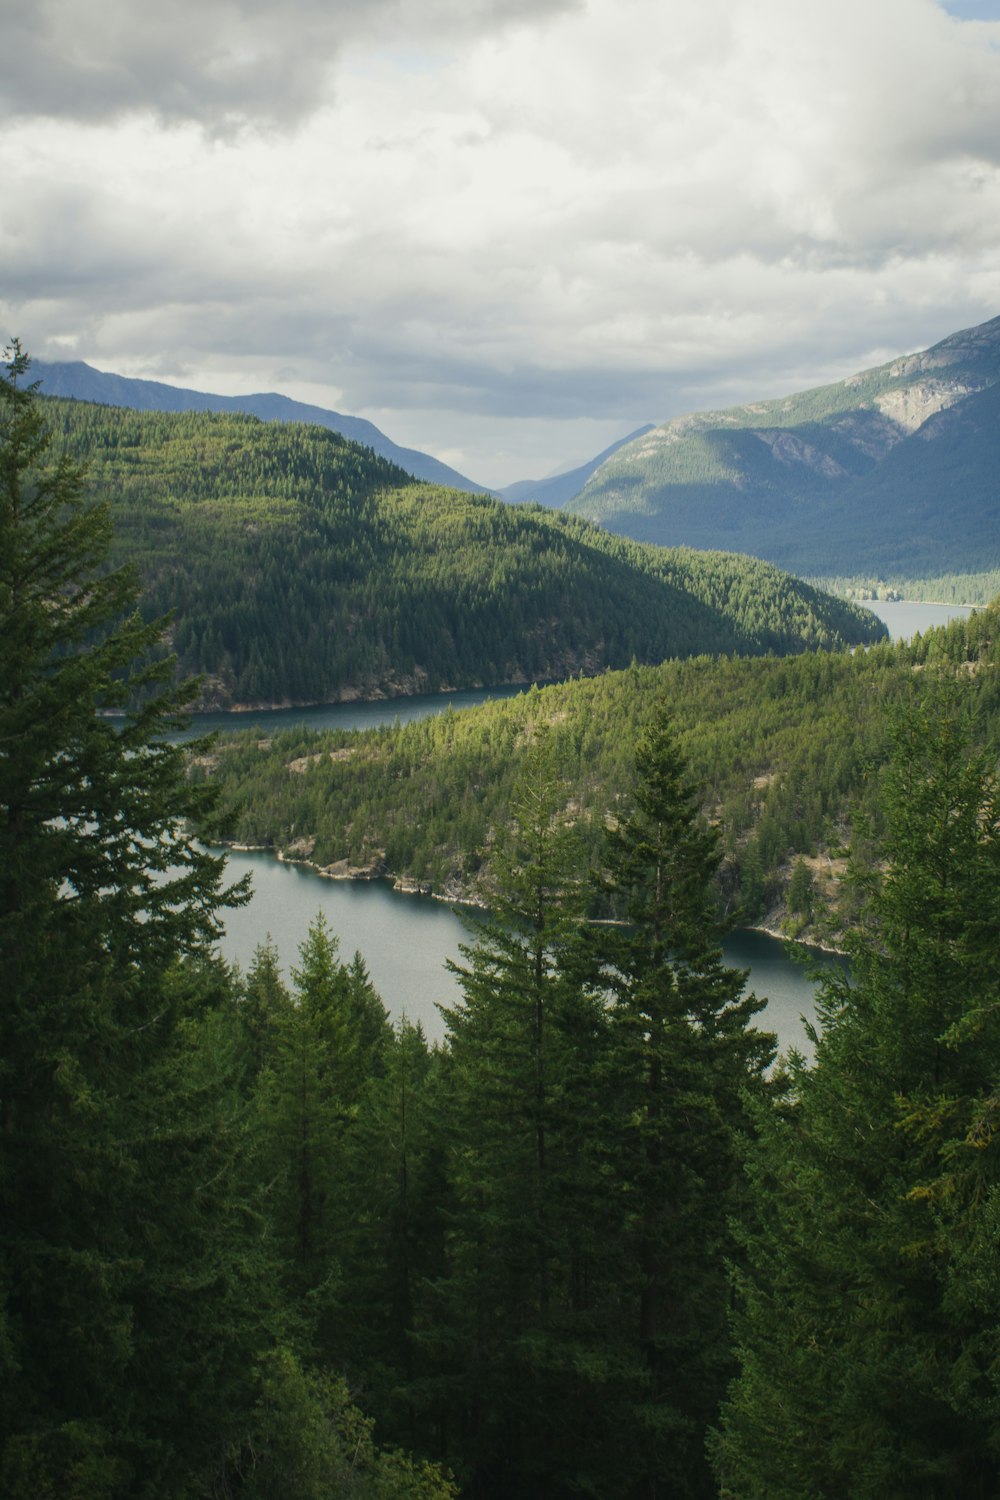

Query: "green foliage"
left=426, top=736, right=613, bottom=1495
left=577, top=710, right=774, bottom=1497
left=0, top=339, right=263, bottom=1495
left=813, top=571, right=1000, bottom=607
left=411, top=717, right=776, bottom=1498
left=0, top=348, right=461, bottom=1499
left=18, top=333, right=1000, bottom=1500
left=235, top=1347, right=457, bottom=1500
left=41, top=394, right=883, bottom=709
left=715, top=696, right=1000, bottom=1496
left=786, top=857, right=815, bottom=923
left=198, top=602, right=1000, bottom=925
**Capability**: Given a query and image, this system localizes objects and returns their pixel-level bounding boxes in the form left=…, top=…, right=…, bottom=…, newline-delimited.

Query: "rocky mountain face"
left=563, top=314, right=1000, bottom=582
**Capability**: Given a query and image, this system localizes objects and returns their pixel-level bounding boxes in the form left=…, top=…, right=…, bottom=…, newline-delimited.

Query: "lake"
left=216, top=845, right=838, bottom=1058
left=170, top=599, right=971, bottom=744
left=861, top=598, right=973, bottom=639
left=206, top=599, right=974, bottom=1056
left=169, top=682, right=533, bottom=743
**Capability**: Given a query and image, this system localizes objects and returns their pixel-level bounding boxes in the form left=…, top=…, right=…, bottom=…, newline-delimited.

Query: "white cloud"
left=3, top=0, right=1000, bottom=484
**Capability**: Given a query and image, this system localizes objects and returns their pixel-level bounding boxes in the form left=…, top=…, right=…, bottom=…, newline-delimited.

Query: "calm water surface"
left=180, top=599, right=975, bottom=745
left=172, top=683, right=529, bottom=743
left=206, top=607, right=972, bottom=1058
left=216, top=847, right=836, bottom=1057
left=861, top=599, right=973, bottom=640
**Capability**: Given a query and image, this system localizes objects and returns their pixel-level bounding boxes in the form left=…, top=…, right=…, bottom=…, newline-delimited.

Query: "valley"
left=197, top=600, right=1000, bottom=944
left=559, top=313, right=1000, bottom=590
left=7, top=328, right=1000, bottom=1499
left=42, top=394, right=884, bottom=709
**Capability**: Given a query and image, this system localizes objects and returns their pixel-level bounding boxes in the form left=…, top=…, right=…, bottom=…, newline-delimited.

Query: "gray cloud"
left=4, top=0, right=1000, bottom=484
left=0, top=0, right=581, bottom=130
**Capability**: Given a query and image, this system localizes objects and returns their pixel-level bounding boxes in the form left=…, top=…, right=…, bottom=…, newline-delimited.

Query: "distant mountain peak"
left=560, top=312, right=1000, bottom=583
left=499, top=425, right=655, bottom=507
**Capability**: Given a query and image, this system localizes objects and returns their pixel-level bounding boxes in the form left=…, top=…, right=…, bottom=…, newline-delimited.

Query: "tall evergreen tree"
left=715, top=694, right=1000, bottom=1498
left=586, top=706, right=775, bottom=1500
left=0, top=342, right=267, bottom=1494
left=0, top=344, right=460, bottom=1500
left=431, top=729, right=612, bottom=1496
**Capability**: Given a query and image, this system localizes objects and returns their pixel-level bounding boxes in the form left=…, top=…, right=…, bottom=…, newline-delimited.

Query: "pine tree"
left=432, top=728, right=611, bottom=1495
left=239, top=937, right=294, bottom=1084
left=0, top=342, right=263, bottom=1494
left=586, top=705, right=774, bottom=1499
left=715, top=693, right=1000, bottom=1498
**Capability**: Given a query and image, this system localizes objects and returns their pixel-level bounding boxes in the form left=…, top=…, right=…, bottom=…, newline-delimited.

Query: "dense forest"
left=41, top=395, right=884, bottom=707
left=810, top=568, right=1000, bottom=607
left=34, top=354, right=488, bottom=493
left=8, top=348, right=1000, bottom=1498
left=198, top=602, right=1000, bottom=933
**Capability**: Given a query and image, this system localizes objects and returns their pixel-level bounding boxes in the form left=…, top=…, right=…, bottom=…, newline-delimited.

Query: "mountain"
left=33, top=357, right=489, bottom=494
left=562, top=314, right=1000, bottom=585
left=42, top=394, right=886, bottom=709
left=499, top=425, right=655, bottom=506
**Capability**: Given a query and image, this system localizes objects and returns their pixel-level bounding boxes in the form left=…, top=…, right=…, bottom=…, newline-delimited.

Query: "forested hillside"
left=199, top=602, right=1000, bottom=932
left=43, top=396, right=884, bottom=707
left=10, top=348, right=1000, bottom=1498
left=34, top=355, right=488, bottom=492
left=565, top=313, right=1000, bottom=591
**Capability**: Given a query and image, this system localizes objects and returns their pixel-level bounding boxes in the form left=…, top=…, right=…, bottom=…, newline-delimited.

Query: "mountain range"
left=34, top=312, right=1000, bottom=590
left=563, top=315, right=1000, bottom=585
left=497, top=426, right=655, bottom=507
left=40, top=394, right=885, bottom=709
left=33, top=358, right=489, bottom=495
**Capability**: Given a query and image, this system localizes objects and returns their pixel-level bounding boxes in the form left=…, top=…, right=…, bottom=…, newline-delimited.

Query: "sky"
left=3, top=0, right=1000, bottom=488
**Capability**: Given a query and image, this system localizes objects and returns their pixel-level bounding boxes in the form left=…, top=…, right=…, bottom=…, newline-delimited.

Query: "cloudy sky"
left=3, top=0, right=1000, bottom=486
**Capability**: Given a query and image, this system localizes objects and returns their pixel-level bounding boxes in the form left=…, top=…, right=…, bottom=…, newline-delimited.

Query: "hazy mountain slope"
left=33, top=357, right=489, bottom=494
left=565, top=314, right=1000, bottom=579
left=499, top=425, right=655, bottom=506
left=43, top=395, right=885, bottom=709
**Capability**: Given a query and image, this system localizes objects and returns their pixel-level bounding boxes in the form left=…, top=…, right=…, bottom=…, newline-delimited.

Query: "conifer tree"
left=433, top=728, right=611, bottom=1495
left=587, top=706, right=774, bottom=1499
left=239, top=936, right=294, bottom=1084
left=715, top=694, right=1000, bottom=1498
left=0, top=342, right=261, bottom=1494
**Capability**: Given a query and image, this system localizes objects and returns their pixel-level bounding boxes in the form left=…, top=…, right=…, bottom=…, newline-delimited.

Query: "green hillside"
left=34, top=355, right=489, bottom=492
left=198, top=602, right=1000, bottom=931
left=44, top=396, right=884, bottom=708
left=566, top=314, right=1000, bottom=588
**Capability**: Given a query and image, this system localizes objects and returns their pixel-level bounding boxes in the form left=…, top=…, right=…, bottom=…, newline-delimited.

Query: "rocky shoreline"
left=223, top=840, right=843, bottom=941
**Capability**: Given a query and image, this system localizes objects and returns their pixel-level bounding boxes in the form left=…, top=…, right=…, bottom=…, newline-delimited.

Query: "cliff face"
left=564, top=313, right=1000, bottom=581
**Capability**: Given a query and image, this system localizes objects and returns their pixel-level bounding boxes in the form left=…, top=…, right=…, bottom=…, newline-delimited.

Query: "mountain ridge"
left=33, top=357, right=490, bottom=495
left=499, top=425, right=655, bottom=506
left=563, top=313, right=1000, bottom=583
left=41, top=393, right=886, bottom=709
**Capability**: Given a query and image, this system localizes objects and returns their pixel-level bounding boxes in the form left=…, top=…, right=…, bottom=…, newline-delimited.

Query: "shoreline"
left=219, top=841, right=844, bottom=949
